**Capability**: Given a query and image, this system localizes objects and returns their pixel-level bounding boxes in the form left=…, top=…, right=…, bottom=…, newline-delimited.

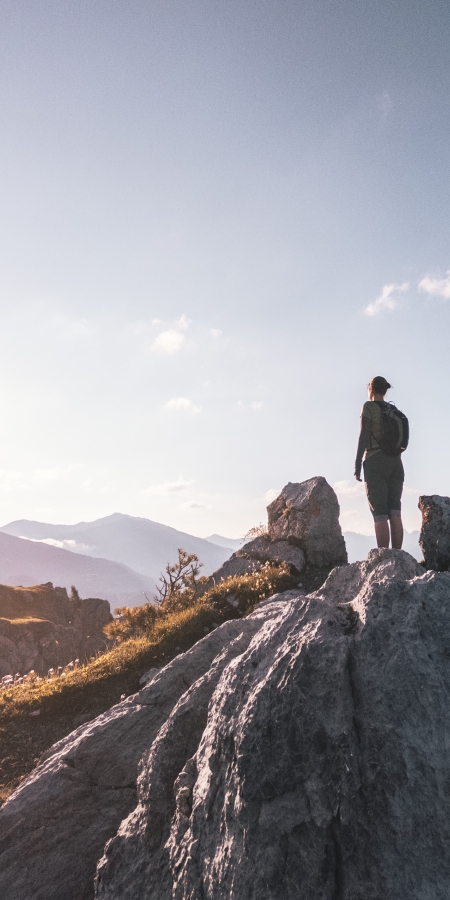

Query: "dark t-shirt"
left=354, top=400, right=387, bottom=476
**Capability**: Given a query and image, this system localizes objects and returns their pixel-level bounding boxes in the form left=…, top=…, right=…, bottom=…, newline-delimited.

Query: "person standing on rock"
left=355, top=376, right=408, bottom=550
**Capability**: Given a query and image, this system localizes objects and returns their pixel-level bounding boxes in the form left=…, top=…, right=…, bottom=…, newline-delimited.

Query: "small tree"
left=70, top=585, right=81, bottom=603
left=154, top=549, right=203, bottom=612
left=104, top=601, right=160, bottom=642
left=103, top=549, right=204, bottom=642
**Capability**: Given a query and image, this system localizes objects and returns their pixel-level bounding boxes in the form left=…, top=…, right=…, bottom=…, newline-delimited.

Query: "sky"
left=0, top=0, right=449, bottom=538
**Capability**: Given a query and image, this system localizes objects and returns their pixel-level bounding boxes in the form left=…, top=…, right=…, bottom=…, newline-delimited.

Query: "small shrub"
left=203, top=561, right=295, bottom=617
left=104, top=603, right=160, bottom=642
left=243, top=523, right=269, bottom=540
left=154, top=549, right=203, bottom=612
left=105, top=549, right=204, bottom=643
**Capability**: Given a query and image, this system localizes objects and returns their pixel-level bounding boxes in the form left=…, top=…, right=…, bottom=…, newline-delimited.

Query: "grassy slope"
left=0, top=566, right=297, bottom=804
left=0, top=583, right=68, bottom=621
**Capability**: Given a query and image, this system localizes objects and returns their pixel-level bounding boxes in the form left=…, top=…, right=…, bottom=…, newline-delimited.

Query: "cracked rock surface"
left=3, top=550, right=450, bottom=900
left=0, top=604, right=290, bottom=900
left=95, top=550, right=450, bottom=900
left=0, top=584, right=112, bottom=678
left=201, top=477, right=345, bottom=591
left=419, top=493, right=450, bottom=571
left=267, top=477, right=347, bottom=568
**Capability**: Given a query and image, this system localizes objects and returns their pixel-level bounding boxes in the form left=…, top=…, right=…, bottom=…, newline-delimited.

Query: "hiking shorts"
left=363, top=451, right=404, bottom=522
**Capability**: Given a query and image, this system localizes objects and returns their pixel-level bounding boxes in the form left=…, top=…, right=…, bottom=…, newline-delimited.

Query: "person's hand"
left=355, top=474, right=362, bottom=482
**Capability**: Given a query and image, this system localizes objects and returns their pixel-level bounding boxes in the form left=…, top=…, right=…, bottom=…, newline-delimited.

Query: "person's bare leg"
left=374, top=520, right=390, bottom=548
left=390, top=515, right=403, bottom=549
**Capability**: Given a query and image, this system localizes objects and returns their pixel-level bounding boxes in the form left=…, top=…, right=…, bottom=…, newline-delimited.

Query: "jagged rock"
left=267, top=477, right=347, bottom=568
left=4, top=550, right=450, bottom=899
left=0, top=583, right=112, bottom=677
left=236, top=535, right=271, bottom=557
left=207, top=531, right=305, bottom=590
left=195, top=555, right=263, bottom=597
left=95, top=550, right=450, bottom=900
left=198, top=478, right=345, bottom=595
left=236, top=536, right=306, bottom=574
left=419, top=494, right=450, bottom=571
left=210, top=555, right=262, bottom=581
left=0, top=602, right=292, bottom=900
left=138, top=667, right=160, bottom=687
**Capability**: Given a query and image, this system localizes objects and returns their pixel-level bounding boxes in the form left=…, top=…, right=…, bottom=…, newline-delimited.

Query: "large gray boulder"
left=419, top=494, right=450, bottom=571
left=235, top=535, right=306, bottom=573
left=0, top=602, right=292, bottom=900
left=3, top=549, right=450, bottom=899
left=198, top=536, right=303, bottom=595
left=267, top=477, right=347, bottom=568
left=203, top=477, right=345, bottom=589
left=95, top=550, right=450, bottom=900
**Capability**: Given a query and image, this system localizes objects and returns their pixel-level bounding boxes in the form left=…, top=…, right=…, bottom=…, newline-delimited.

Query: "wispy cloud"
left=364, top=282, right=409, bottom=317
left=186, top=502, right=209, bottom=509
left=151, top=329, right=185, bottom=353
left=20, top=537, right=89, bottom=551
left=165, top=397, right=202, bottom=414
left=0, top=469, right=29, bottom=492
left=142, top=477, right=195, bottom=496
left=418, top=270, right=450, bottom=300
left=333, top=480, right=365, bottom=496
left=237, top=400, right=263, bottom=410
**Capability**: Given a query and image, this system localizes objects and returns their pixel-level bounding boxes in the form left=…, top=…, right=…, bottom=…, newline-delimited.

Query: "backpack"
left=375, top=401, right=409, bottom=456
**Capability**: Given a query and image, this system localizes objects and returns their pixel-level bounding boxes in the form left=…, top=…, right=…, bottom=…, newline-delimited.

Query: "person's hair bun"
left=368, top=376, right=391, bottom=396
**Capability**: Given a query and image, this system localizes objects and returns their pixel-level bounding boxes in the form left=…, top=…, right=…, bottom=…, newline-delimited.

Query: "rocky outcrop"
left=235, top=535, right=306, bottom=573
left=3, top=549, right=450, bottom=898
left=202, top=554, right=263, bottom=584
left=267, top=477, right=347, bottom=568
left=202, top=477, right=346, bottom=592
left=0, top=602, right=292, bottom=900
left=0, top=583, right=112, bottom=677
left=419, top=494, right=450, bottom=571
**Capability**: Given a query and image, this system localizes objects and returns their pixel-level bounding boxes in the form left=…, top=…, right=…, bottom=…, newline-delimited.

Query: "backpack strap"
left=368, top=400, right=387, bottom=450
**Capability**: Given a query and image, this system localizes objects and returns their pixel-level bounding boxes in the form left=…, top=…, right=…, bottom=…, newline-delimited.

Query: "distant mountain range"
left=207, top=530, right=422, bottom=564
left=0, top=531, right=154, bottom=609
left=0, top=513, right=421, bottom=610
left=0, top=514, right=232, bottom=608
left=344, top=531, right=421, bottom=563
left=205, top=534, right=244, bottom=551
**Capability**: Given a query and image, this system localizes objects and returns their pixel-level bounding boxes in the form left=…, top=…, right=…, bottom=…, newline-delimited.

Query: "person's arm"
left=355, top=415, right=371, bottom=480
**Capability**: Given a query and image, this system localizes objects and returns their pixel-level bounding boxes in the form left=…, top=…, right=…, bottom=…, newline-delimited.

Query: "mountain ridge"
left=0, top=514, right=232, bottom=601
left=0, top=531, right=154, bottom=608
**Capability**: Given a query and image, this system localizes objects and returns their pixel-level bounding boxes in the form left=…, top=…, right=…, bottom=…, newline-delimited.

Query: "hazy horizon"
left=1, top=1, right=449, bottom=537
left=0, top=508, right=421, bottom=543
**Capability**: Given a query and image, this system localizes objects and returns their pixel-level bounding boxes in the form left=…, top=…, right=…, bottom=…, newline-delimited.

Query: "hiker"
left=355, top=376, right=409, bottom=549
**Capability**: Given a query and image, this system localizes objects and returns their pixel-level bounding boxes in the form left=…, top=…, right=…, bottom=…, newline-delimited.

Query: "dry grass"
left=0, top=583, right=66, bottom=621
left=0, top=564, right=297, bottom=803
left=0, top=616, right=49, bottom=626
